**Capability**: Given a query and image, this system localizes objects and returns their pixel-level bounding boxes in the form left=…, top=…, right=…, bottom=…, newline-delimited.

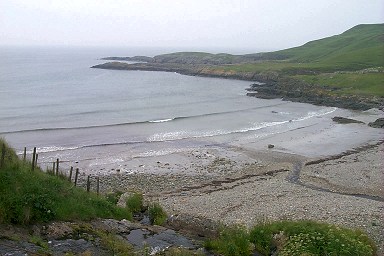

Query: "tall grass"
left=0, top=138, right=132, bottom=224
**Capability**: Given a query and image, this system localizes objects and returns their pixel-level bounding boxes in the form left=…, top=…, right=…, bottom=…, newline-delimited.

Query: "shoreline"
left=72, top=139, right=384, bottom=253
left=91, top=61, right=384, bottom=111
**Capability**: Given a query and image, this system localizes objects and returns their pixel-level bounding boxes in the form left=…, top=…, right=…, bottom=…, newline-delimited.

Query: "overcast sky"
left=1, top=0, right=383, bottom=52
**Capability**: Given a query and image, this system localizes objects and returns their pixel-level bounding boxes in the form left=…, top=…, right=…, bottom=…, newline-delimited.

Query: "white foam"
left=293, top=107, right=337, bottom=122
left=18, top=146, right=80, bottom=155
left=149, top=118, right=174, bottom=123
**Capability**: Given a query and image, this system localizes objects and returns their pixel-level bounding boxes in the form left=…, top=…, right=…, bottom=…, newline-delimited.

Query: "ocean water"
left=2, top=46, right=370, bottom=173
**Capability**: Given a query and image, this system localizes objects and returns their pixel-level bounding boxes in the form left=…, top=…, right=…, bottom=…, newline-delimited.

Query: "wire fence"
left=8, top=146, right=102, bottom=195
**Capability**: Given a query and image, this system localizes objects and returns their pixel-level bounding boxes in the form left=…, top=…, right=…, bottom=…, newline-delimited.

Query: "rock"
left=45, top=222, right=74, bottom=239
left=368, top=118, right=384, bottom=128
left=268, top=144, right=275, bottom=149
left=332, top=116, right=365, bottom=124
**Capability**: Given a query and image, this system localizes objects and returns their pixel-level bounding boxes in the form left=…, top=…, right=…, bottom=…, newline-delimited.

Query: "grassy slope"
left=219, top=24, right=384, bottom=97
left=264, top=24, right=384, bottom=67
left=0, top=139, right=132, bottom=224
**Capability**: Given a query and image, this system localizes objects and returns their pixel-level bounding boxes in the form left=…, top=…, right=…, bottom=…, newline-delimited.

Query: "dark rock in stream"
left=368, top=118, right=384, bottom=128
left=125, top=228, right=195, bottom=252
left=332, top=116, right=365, bottom=124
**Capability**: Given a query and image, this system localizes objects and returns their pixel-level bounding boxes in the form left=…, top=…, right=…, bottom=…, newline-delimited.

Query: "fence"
left=2, top=145, right=102, bottom=195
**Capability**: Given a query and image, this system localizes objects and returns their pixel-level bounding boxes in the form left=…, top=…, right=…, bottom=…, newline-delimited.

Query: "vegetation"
left=205, top=220, right=377, bottom=256
left=148, top=202, right=167, bottom=225
left=293, top=71, right=384, bottom=97
left=204, top=225, right=251, bottom=256
left=264, top=24, right=384, bottom=67
left=126, top=192, right=144, bottom=213
left=0, top=138, right=132, bottom=224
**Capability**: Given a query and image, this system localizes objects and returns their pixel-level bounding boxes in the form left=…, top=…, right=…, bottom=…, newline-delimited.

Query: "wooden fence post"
left=35, top=154, right=38, bottom=167
left=69, top=166, right=73, bottom=182
left=86, top=175, right=90, bottom=192
left=0, top=143, right=5, bottom=169
left=31, top=147, right=36, bottom=171
left=74, top=168, right=79, bottom=186
left=52, top=162, right=56, bottom=175
left=56, top=158, right=59, bottom=176
left=23, top=147, right=26, bottom=162
left=97, top=177, right=100, bottom=195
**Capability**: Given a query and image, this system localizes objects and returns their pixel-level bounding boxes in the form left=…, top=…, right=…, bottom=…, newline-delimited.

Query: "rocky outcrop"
left=246, top=77, right=384, bottom=110
left=332, top=117, right=365, bottom=124
left=368, top=118, right=384, bottom=128
left=0, top=219, right=202, bottom=255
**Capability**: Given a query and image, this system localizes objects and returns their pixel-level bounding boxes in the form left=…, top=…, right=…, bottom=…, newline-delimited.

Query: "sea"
left=1, top=46, right=381, bottom=174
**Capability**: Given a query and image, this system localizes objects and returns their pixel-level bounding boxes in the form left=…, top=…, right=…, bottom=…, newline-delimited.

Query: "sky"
left=1, top=0, right=383, bottom=53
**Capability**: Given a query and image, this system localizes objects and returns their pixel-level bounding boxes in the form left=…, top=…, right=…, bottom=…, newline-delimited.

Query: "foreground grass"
left=0, top=139, right=132, bottom=224
left=205, top=220, right=377, bottom=256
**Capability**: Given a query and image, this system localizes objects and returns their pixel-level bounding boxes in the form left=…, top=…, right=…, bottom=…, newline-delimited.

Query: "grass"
left=204, top=225, right=251, bottom=256
left=0, top=138, right=132, bottom=224
left=204, top=220, right=377, bottom=256
left=294, top=72, right=384, bottom=97
left=148, top=202, right=167, bottom=225
left=126, top=192, right=144, bottom=213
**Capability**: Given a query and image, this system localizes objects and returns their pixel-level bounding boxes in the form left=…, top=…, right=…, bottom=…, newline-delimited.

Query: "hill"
left=110, top=23, right=382, bottom=69
left=263, top=23, right=384, bottom=69
left=94, top=24, right=384, bottom=109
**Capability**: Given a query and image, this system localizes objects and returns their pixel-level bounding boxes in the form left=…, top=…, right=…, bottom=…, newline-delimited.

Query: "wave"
left=148, top=107, right=337, bottom=142
left=149, top=118, right=174, bottom=123
left=17, top=145, right=82, bottom=155
left=1, top=102, right=289, bottom=134
left=15, top=107, right=337, bottom=155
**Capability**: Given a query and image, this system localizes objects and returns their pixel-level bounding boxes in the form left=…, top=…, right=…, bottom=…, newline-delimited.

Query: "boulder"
left=332, top=116, right=364, bottom=124
left=368, top=118, right=384, bottom=128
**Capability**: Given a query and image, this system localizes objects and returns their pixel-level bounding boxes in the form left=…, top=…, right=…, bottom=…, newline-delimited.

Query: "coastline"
left=91, top=61, right=384, bottom=111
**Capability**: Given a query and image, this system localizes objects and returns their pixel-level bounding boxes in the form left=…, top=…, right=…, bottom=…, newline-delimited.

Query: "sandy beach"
left=72, top=113, right=384, bottom=253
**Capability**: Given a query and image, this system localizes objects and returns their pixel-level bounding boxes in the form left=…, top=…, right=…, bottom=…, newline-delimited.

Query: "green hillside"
left=148, top=24, right=383, bottom=71
left=264, top=24, right=384, bottom=69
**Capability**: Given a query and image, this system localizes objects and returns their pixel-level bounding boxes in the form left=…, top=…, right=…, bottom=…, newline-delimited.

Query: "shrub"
left=126, top=193, right=144, bottom=213
left=204, top=225, right=251, bottom=256
left=105, top=191, right=124, bottom=205
left=249, top=220, right=376, bottom=256
left=148, top=202, right=167, bottom=225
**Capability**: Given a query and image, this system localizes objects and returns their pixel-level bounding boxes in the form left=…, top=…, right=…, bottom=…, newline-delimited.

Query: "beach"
left=71, top=116, right=384, bottom=253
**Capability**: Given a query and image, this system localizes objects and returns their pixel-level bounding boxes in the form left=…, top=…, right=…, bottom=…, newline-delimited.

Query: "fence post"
left=74, top=168, right=79, bottom=186
left=0, top=143, right=5, bottom=169
left=31, top=147, right=36, bottom=171
left=56, top=158, right=59, bottom=176
left=69, top=166, right=73, bottom=182
left=86, top=175, right=90, bottom=192
left=52, top=162, right=56, bottom=175
left=35, top=154, right=38, bottom=167
left=23, top=147, right=26, bottom=162
left=97, top=177, right=100, bottom=195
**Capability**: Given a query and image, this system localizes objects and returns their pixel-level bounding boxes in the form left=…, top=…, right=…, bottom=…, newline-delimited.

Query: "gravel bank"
left=75, top=141, right=383, bottom=254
